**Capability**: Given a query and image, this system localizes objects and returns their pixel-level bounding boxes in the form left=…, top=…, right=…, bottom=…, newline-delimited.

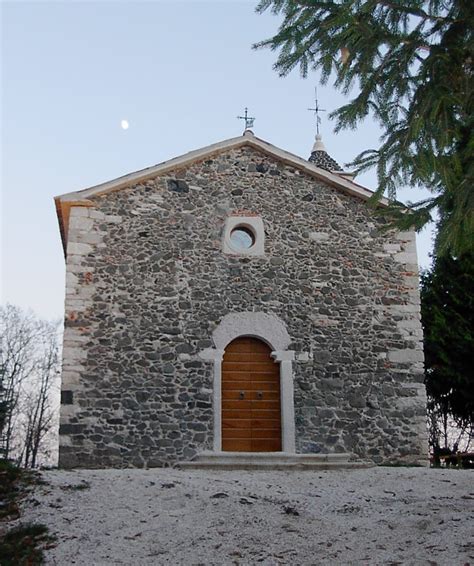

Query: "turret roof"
left=308, top=134, right=343, bottom=172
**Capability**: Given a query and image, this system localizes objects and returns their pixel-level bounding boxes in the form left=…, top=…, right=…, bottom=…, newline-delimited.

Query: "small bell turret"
left=308, top=134, right=343, bottom=172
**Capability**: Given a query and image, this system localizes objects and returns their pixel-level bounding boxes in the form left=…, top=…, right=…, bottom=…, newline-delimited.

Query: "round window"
left=230, top=226, right=255, bottom=250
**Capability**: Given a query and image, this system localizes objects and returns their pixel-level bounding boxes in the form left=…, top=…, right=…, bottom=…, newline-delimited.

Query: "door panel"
left=222, top=400, right=253, bottom=410
left=222, top=439, right=252, bottom=451
left=222, top=418, right=252, bottom=428
left=224, top=352, right=274, bottom=362
left=222, top=361, right=279, bottom=372
left=221, top=337, right=281, bottom=452
left=249, top=400, right=279, bottom=410
left=250, top=418, right=281, bottom=429
left=221, top=372, right=252, bottom=381
left=222, top=390, right=250, bottom=400
left=222, top=380, right=252, bottom=391
left=250, top=372, right=280, bottom=381
left=251, top=439, right=281, bottom=452
left=225, top=339, right=270, bottom=353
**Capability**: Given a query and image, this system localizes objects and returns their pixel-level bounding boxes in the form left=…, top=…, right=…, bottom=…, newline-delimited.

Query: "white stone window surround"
left=199, top=312, right=296, bottom=453
left=222, top=215, right=265, bottom=256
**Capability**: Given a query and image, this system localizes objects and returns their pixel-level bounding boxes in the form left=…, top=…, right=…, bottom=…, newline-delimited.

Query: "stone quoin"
left=55, top=131, right=428, bottom=468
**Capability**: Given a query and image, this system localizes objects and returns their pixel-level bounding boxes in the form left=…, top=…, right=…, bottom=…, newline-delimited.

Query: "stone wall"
left=59, top=145, right=428, bottom=468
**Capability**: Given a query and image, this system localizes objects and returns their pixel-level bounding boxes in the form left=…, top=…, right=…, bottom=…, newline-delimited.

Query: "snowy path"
left=22, top=467, right=473, bottom=565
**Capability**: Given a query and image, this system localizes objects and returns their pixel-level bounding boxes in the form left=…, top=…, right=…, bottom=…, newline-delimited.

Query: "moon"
left=120, top=119, right=129, bottom=130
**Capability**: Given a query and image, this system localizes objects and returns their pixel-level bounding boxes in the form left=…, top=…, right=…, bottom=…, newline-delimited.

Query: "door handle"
left=239, top=391, right=245, bottom=399
left=257, top=391, right=263, bottom=399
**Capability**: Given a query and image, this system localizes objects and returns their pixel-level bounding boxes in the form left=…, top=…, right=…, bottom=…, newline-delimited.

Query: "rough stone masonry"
left=57, top=136, right=428, bottom=468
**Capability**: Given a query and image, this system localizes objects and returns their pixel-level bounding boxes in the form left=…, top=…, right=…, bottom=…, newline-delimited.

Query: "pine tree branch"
left=372, top=0, right=453, bottom=23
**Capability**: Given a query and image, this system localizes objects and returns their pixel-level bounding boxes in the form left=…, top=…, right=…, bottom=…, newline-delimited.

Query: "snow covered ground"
left=22, top=467, right=473, bottom=565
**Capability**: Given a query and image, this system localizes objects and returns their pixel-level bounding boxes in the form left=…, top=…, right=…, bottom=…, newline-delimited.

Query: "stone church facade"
left=55, top=131, right=428, bottom=468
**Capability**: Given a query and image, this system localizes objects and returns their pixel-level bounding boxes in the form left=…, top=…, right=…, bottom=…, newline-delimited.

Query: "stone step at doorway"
left=178, top=451, right=373, bottom=471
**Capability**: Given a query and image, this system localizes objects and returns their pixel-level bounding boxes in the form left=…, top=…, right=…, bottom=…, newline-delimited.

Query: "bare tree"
left=428, top=396, right=473, bottom=466
left=0, top=305, right=60, bottom=467
left=20, top=320, right=60, bottom=468
left=0, top=380, right=8, bottom=454
left=0, top=305, right=37, bottom=459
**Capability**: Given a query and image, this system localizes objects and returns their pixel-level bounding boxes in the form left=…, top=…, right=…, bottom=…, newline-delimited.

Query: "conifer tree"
left=421, top=251, right=474, bottom=437
left=254, top=0, right=473, bottom=255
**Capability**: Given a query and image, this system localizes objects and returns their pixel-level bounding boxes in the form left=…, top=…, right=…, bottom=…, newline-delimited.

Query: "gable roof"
left=55, top=131, right=389, bottom=254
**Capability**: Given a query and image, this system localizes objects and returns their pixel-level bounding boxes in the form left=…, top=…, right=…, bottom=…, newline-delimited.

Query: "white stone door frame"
left=199, top=312, right=296, bottom=453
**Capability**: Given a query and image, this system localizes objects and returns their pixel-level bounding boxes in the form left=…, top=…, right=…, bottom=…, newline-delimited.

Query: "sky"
left=1, top=0, right=434, bottom=321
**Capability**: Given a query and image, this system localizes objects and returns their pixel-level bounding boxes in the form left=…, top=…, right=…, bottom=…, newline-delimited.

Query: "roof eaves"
left=55, top=133, right=387, bottom=206
left=245, top=136, right=390, bottom=206
left=56, top=134, right=249, bottom=202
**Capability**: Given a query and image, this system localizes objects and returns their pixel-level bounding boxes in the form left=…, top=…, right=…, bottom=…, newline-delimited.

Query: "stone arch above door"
left=212, top=312, right=291, bottom=351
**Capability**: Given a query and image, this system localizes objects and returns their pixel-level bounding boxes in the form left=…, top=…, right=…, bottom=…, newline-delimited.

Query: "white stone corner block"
left=69, top=216, right=94, bottom=232
left=81, top=233, right=104, bottom=245
left=395, top=230, right=416, bottom=242
left=388, top=348, right=425, bottom=363
left=67, top=242, right=93, bottom=256
left=271, top=350, right=295, bottom=362
left=66, top=272, right=78, bottom=286
left=89, top=210, right=106, bottom=221
left=62, top=346, right=87, bottom=361
left=69, top=206, right=91, bottom=218
left=394, top=251, right=418, bottom=265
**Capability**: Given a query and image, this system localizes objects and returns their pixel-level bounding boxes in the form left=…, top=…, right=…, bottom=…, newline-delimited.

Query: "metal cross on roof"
left=308, top=87, right=326, bottom=135
left=237, top=107, right=255, bottom=130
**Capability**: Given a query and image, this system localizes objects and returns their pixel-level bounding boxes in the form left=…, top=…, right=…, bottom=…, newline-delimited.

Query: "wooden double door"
left=222, top=337, right=282, bottom=452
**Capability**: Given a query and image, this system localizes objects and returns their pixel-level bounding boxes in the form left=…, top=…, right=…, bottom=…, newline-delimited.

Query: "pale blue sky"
left=1, top=0, right=434, bottom=319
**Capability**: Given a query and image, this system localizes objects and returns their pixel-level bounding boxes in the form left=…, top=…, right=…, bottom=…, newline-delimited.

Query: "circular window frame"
left=223, top=216, right=265, bottom=256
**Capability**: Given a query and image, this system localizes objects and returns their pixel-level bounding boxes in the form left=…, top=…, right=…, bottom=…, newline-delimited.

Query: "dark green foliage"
left=60, top=481, right=90, bottom=491
left=0, top=459, right=44, bottom=520
left=0, top=523, right=53, bottom=565
left=254, top=0, right=474, bottom=255
left=0, top=401, right=7, bottom=433
left=0, top=459, right=23, bottom=520
left=0, top=458, right=22, bottom=480
left=0, top=374, right=9, bottom=443
left=421, top=252, right=474, bottom=426
left=0, top=461, right=54, bottom=564
left=0, top=398, right=8, bottom=458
